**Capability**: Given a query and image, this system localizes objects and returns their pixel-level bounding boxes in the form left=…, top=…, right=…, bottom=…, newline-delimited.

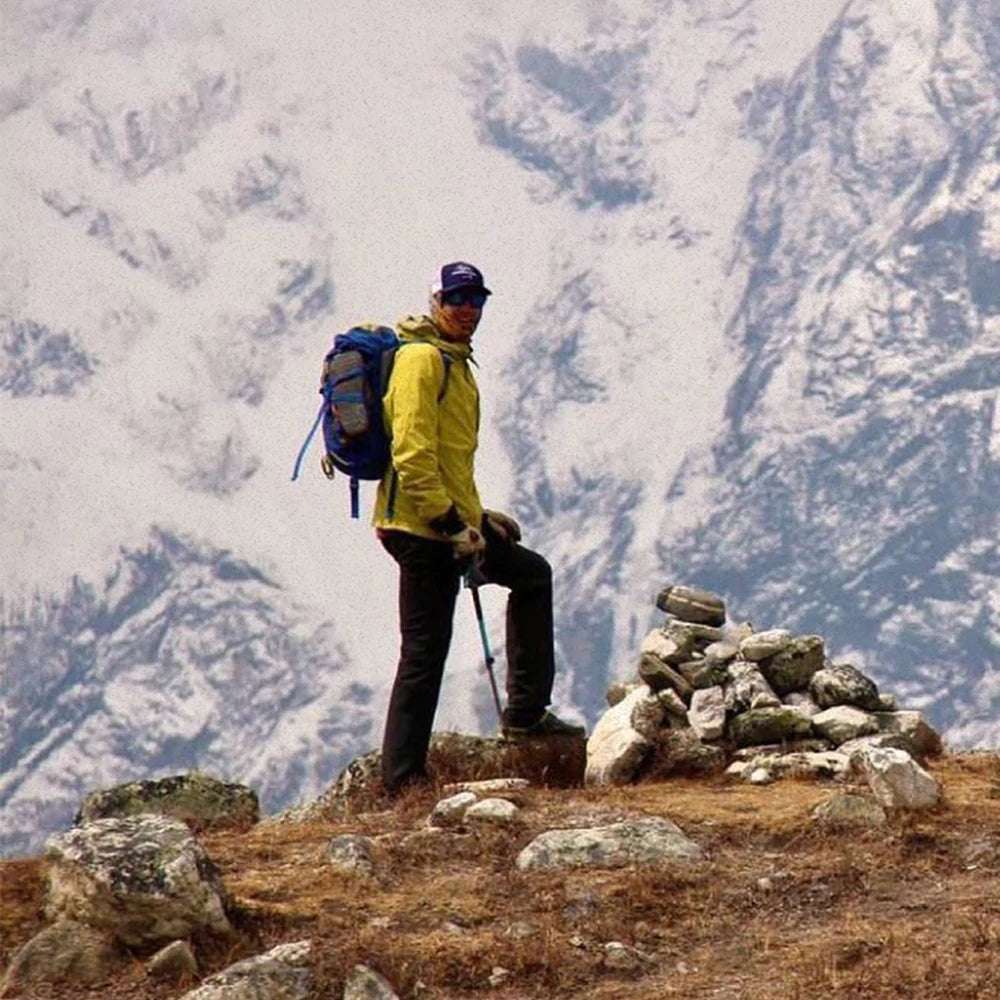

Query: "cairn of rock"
left=586, top=584, right=943, bottom=790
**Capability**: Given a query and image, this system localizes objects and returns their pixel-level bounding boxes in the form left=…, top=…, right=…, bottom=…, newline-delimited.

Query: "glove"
left=448, top=525, right=486, bottom=560
left=483, top=509, right=521, bottom=545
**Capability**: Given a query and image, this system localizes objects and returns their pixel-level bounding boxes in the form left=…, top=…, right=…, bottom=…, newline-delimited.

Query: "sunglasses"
left=441, top=288, right=489, bottom=308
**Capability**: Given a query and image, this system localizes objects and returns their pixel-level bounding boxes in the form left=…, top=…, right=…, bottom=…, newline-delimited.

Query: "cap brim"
left=430, top=277, right=492, bottom=296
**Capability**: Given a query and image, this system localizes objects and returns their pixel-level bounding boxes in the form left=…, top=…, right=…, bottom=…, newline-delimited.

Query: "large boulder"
left=75, top=773, right=259, bottom=833
left=45, top=815, right=232, bottom=947
left=516, top=817, right=702, bottom=871
left=585, top=686, right=663, bottom=786
left=811, top=793, right=888, bottom=829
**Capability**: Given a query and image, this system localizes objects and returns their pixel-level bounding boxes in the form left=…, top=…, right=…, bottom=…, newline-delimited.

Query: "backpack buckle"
left=320, top=454, right=336, bottom=480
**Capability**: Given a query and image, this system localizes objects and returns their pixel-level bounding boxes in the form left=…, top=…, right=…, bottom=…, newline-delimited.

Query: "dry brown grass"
left=3, top=751, right=1000, bottom=999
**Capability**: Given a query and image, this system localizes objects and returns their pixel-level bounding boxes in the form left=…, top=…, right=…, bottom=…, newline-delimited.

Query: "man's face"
left=432, top=287, right=488, bottom=342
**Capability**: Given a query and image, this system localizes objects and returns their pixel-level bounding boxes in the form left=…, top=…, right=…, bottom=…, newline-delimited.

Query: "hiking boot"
left=501, top=710, right=586, bottom=740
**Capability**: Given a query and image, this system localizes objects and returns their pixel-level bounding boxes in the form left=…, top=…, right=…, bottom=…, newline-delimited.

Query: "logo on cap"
left=439, top=261, right=491, bottom=295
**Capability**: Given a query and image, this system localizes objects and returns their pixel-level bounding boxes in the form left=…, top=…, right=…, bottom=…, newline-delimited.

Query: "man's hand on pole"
left=448, top=525, right=486, bottom=560
left=483, top=509, right=521, bottom=545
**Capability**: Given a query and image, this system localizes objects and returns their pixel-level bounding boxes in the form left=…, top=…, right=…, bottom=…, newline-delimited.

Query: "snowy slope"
left=480, top=0, right=1000, bottom=742
left=659, top=0, right=1000, bottom=746
left=3, top=0, right=998, bottom=856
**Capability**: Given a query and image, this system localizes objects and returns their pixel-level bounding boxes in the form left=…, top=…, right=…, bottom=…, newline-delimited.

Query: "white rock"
left=428, top=792, right=477, bottom=828
left=687, top=686, right=726, bottom=741
left=857, top=747, right=941, bottom=810
left=179, top=941, right=311, bottom=1000
left=741, top=751, right=851, bottom=781
left=739, top=629, right=793, bottom=661
left=585, top=686, right=662, bottom=786
left=641, top=628, right=686, bottom=663
left=488, top=966, right=510, bottom=987
left=516, top=817, right=702, bottom=871
left=749, top=767, right=773, bottom=785
left=604, top=941, right=645, bottom=970
left=783, top=691, right=821, bottom=717
left=811, top=705, right=880, bottom=745
left=703, top=640, right=739, bottom=662
left=839, top=733, right=910, bottom=761
left=464, top=798, right=520, bottom=824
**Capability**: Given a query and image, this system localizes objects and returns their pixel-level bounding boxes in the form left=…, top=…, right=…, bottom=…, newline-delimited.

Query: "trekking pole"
left=465, top=564, right=504, bottom=724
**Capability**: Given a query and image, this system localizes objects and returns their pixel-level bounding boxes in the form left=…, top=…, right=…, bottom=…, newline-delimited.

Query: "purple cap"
left=435, top=261, right=492, bottom=296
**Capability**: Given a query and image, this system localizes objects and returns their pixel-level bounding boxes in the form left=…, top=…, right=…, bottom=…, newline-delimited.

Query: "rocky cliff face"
left=482, top=0, right=1000, bottom=746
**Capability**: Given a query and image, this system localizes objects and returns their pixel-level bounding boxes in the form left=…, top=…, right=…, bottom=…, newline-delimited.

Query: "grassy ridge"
left=2, top=752, right=999, bottom=998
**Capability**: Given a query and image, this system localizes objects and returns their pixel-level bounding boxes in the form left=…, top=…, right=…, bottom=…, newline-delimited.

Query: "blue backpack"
left=291, top=324, right=450, bottom=518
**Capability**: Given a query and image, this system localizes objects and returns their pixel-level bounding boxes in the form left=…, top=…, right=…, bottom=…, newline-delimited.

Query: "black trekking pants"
left=379, top=525, right=555, bottom=794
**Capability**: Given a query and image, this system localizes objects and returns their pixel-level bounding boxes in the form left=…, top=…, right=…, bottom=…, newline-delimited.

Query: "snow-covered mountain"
left=0, top=529, right=373, bottom=857
left=474, top=0, right=1000, bottom=741
left=2, top=0, right=998, bottom=856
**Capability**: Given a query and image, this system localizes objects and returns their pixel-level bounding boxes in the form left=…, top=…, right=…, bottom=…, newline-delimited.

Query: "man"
left=374, top=261, right=584, bottom=796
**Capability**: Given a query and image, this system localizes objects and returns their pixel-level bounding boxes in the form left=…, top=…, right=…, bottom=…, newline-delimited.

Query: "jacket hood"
left=395, top=315, right=473, bottom=361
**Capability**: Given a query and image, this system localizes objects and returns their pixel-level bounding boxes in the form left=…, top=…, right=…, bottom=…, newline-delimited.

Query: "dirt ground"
left=2, top=751, right=999, bottom=999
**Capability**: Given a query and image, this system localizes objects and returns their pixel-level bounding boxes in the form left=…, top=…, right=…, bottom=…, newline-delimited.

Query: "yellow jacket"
left=373, top=315, right=483, bottom=539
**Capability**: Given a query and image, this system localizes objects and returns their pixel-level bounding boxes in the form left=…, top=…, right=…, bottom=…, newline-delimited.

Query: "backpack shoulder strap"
left=437, top=351, right=452, bottom=402
left=385, top=341, right=451, bottom=401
